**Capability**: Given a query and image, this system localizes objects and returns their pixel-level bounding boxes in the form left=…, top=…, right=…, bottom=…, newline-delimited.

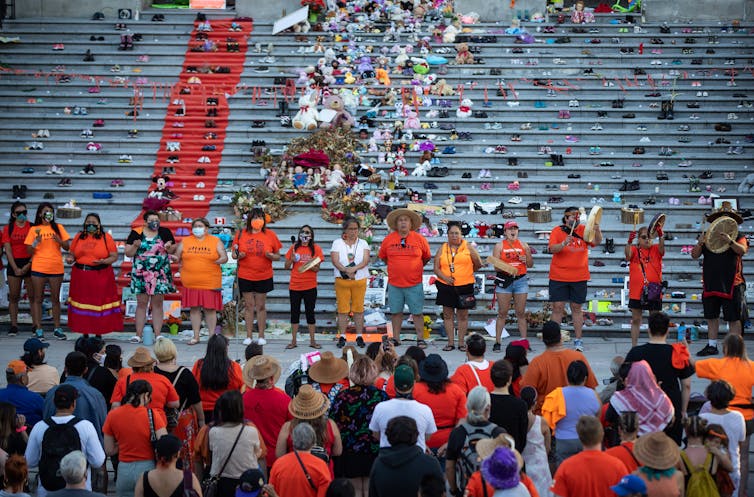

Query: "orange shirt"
left=605, top=441, right=639, bottom=473
left=3, top=222, right=32, bottom=260
left=103, top=404, right=167, bottom=462
left=696, top=357, right=754, bottom=421
left=70, top=232, right=117, bottom=266
left=497, top=239, right=528, bottom=276
left=378, top=231, right=431, bottom=288
left=270, top=451, right=332, bottom=497
left=374, top=376, right=396, bottom=398
left=412, top=381, right=467, bottom=448
left=192, top=359, right=244, bottom=413
left=437, top=241, right=475, bottom=286
left=628, top=245, right=663, bottom=300
left=236, top=230, right=282, bottom=281
left=548, top=224, right=591, bottom=282
left=733, top=235, right=748, bottom=286
left=286, top=244, right=324, bottom=291
left=450, top=361, right=495, bottom=395
left=521, top=349, right=598, bottom=414
left=180, top=235, right=222, bottom=290
left=24, top=224, right=70, bottom=274
left=110, top=371, right=180, bottom=417
left=551, top=450, right=628, bottom=497
left=466, top=471, right=540, bottom=497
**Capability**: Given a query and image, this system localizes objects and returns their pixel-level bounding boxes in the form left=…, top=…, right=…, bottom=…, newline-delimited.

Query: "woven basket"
left=527, top=208, right=552, bottom=223
left=620, top=207, right=644, bottom=224
left=57, top=207, right=81, bottom=219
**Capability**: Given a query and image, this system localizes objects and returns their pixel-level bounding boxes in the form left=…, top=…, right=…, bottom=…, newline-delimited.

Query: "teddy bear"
left=320, top=94, right=356, bottom=130
left=403, top=108, right=421, bottom=129
left=454, top=42, right=474, bottom=65
left=442, top=23, right=460, bottom=43
left=430, top=78, right=456, bottom=96
left=737, top=173, right=754, bottom=193
left=443, top=197, right=456, bottom=214
left=394, top=46, right=409, bottom=69
left=292, top=92, right=319, bottom=131
left=321, top=66, right=335, bottom=86
left=375, top=67, right=391, bottom=86
left=456, top=98, right=473, bottom=119
left=412, top=159, right=429, bottom=176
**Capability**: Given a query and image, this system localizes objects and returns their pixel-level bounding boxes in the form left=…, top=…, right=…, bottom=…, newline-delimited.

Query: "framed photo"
left=125, top=300, right=137, bottom=317
left=59, top=282, right=70, bottom=304
left=712, top=198, right=738, bottom=211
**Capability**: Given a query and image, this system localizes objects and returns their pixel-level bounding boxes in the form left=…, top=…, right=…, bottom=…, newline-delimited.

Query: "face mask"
left=94, top=353, right=106, bottom=366
left=251, top=219, right=264, bottom=230
left=43, top=212, right=54, bottom=222
left=192, top=227, right=206, bottom=237
left=299, top=234, right=311, bottom=242
left=147, top=221, right=159, bottom=231
left=16, top=214, right=27, bottom=222
left=85, top=223, right=99, bottom=234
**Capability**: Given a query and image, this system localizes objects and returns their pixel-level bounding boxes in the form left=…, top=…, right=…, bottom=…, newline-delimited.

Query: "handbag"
left=293, top=449, right=317, bottom=490
left=456, top=291, right=477, bottom=309
left=166, top=367, right=188, bottom=432
left=201, top=425, right=245, bottom=497
left=637, top=249, right=663, bottom=304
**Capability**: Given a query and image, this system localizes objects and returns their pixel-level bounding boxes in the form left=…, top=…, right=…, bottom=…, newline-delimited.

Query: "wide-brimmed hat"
left=706, top=202, right=743, bottom=224
left=418, top=354, right=448, bottom=383
left=127, top=346, right=157, bottom=368
left=308, top=351, right=349, bottom=384
left=633, top=432, right=680, bottom=470
left=289, top=384, right=330, bottom=419
left=476, top=434, right=518, bottom=462
left=385, top=208, right=422, bottom=231
left=243, top=355, right=281, bottom=386
left=481, top=446, right=521, bottom=490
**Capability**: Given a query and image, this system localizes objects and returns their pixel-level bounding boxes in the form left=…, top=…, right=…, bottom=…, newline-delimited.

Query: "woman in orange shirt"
left=65, top=213, right=123, bottom=336
left=233, top=207, right=281, bottom=346
left=3, top=202, right=35, bottom=336
left=433, top=221, right=483, bottom=351
left=284, top=225, right=324, bottom=349
left=24, top=202, right=70, bottom=341
left=624, top=225, right=665, bottom=347
left=192, top=334, right=244, bottom=424
left=174, top=218, right=228, bottom=345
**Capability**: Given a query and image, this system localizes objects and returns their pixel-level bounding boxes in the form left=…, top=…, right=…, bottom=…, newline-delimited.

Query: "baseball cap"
left=235, top=468, right=265, bottom=497
left=6, top=360, right=27, bottom=375
left=610, top=475, right=647, bottom=496
left=23, top=338, right=50, bottom=354
left=504, top=220, right=519, bottom=229
left=394, top=364, right=415, bottom=392
left=54, top=384, right=80, bottom=404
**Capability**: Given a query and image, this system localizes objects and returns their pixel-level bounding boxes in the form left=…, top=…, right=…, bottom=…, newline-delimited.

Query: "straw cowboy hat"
left=632, top=432, right=680, bottom=470
left=385, top=208, right=422, bottom=231
left=308, top=351, right=349, bottom=384
left=127, top=347, right=157, bottom=368
left=289, top=384, right=330, bottom=420
left=476, top=434, right=520, bottom=465
left=243, top=355, right=281, bottom=387
left=706, top=201, right=743, bottom=224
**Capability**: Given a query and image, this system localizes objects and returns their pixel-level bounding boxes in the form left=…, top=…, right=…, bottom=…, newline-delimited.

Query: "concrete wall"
left=236, top=0, right=300, bottom=20
left=17, top=0, right=148, bottom=19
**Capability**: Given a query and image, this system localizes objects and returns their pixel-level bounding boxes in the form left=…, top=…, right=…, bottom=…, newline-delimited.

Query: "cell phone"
left=381, top=335, right=389, bottom=351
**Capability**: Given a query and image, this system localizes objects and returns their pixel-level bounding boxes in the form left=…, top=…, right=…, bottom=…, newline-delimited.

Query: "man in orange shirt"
left=378, top=209, right=431, bottom=347
left=521, top=321, right=598, bottom=414
left=270, top=423, right=331, bottom=497
left=548, top=206, right=602, bottom=352
left=451, top=333, right=495, bottom=394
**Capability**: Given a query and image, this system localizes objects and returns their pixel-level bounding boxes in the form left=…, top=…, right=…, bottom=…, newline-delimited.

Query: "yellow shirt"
left=180, top=235, right=221, bottom=290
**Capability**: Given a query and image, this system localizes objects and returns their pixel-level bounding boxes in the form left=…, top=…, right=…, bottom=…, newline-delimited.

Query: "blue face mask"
left=147, top=221, right=160, bottom=231
left=192, top=227, right=206, bottom=237
left=16, top=214, right=27, bottom=222
left=85, top=223, right=99, bottom=234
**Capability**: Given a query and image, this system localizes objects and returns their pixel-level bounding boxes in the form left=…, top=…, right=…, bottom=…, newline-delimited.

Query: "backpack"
left=681, top=451, right=721, bottom=497
left=39, top=417, right=82, bottom=491
left=454, top=422, right=497, bottom=492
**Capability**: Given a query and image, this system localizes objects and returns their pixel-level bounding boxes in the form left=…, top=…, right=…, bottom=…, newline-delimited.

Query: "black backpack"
left=455, top=422, right=497, bottom=492
left=39, top=417, right=82, bottom=491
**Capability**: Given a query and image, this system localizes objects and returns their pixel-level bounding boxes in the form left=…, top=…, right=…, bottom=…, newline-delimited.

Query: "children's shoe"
left=53, top=328, right=67, bottom=340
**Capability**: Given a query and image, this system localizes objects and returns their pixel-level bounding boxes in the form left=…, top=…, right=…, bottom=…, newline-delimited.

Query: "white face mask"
left=192, top=227, right=206, bottom=237
left=97, top=353, right=106, bottom=366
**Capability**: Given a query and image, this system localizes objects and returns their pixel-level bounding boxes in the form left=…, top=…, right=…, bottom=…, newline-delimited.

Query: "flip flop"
left=443, top=344, right=455, bottom=351
left=458, top=345, right=467, bottom=352
left=416, top=339, right=428, bottom=349
left=309, top=343, right=322, bottom=349
left=285, top=343, right=298, bottom=349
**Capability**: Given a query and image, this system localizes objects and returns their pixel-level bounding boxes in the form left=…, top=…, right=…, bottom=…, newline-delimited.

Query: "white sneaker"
left=130, top=335, right=142, bottom=343
left=257, top=338, right=267, bottom=345
left=243, top=337, right=252, bottom=345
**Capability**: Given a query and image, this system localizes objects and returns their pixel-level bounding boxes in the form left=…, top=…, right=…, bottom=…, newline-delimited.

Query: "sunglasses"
left=639, top=235, right=649, bottom=240
left=14, top=210, right=27, bottom=216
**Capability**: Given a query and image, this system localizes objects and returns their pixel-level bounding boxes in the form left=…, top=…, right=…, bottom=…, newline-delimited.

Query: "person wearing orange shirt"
left=492, top=220, right=534, bottom=350
left=284, top=225, right=324, bottom=349
left=233, top=207, right=282, bottom=346
left=192, top=334, right=244, bottom=424
left=110, top=347, right=180, bottom=418
left=3, top=202, right=35, bottom=336
left=270, top=423, right=332, bottom=497
left=624, top=225, right=665, bottom=347
left=174, top=218, right=228, bottom=345
left=433, top=221, right=483, bottom=352
left=378, top=209, right=431, bottom=347
left=451, top=333, right=495, bottom=395
left=548, top=206, right=602, bottom=352
left=65, top=213, right=123, bottom=336
left=24, top=202, right=71, bottom=341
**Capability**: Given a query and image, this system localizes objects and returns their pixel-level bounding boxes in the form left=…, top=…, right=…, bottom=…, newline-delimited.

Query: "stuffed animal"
left=143, top=174, right=176, bottom=210
left=443, top=197, right=456, bottom=214
left=738, top=173, right=754, bottom=193
left=454, top=42, right=474, bottom=65
left=394, top=46, right=409, bottom=68
left=358, top=56, right=375, bottom=79
left=442, top=23, right=460, bottom=43
left=403, top=108, right=421, bottom=129
left=320, top=94, right=356, bottom=130
left=375, top=67, right=391, bottom=86
left=325, top=164, right=346, bottom=190
left=292, top=93, right=319, bottom=131
left=293, top=20, right=311, bottom=33
left=430, top=78, right=456, bottom=96
left=456, top=98, right=473, bottom=118
left=344, top=72, right=356, bottom=84
left=412, top=159, right=429, bottom=176
left=264, top=168, right=279, bottom=190
left=321, top=66, right=335, bottom=86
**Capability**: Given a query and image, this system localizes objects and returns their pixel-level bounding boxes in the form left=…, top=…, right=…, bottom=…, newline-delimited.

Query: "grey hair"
left=292, top=422, right=317, bottom=451
left=59, top=451, right=87, bottom=484
left=466, top=386, right=491, bottom=424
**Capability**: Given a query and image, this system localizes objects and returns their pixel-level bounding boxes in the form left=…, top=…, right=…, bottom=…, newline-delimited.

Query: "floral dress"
left=130, top=233, right=175, bottom=295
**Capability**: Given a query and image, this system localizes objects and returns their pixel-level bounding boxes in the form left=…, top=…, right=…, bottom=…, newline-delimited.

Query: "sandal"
left=458, top=345, right=467, bottom=352
left=416, top=339, right=428, bottom=349
left=443, top=344, right=455, bottom=351
left=285, top=343, right=298, bottom=349
left=390, top=338, right=402, bottom=347
left=187, top=338, right=200, bottom=346
left=309, top=343, right=322, bottom=349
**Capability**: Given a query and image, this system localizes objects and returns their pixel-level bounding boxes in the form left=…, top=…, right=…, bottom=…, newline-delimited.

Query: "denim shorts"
left=387, top=283, right=424, bottom=315
left=496, top=275, right=529, bottom=295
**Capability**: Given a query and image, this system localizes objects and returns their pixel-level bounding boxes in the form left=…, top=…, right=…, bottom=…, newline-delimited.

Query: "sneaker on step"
left=53, top=328, right=67, bottom=340
left=256, top=338, right=267, bottom=346
left=356, top=336, right=365, bottom=348
left=337, top=336, right=346, bottom=348
left=243, top=337, right=252, bottom=346
left=574, top=338, right=584, bottom=352
left=35, top=329, right=45, bottom=341
left=696, top=344, right=719, bottom=357
left=129, top=335, right=141, bottom=344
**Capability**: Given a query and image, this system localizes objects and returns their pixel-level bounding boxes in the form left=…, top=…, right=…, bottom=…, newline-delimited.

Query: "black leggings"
left=290, top=288, right=317, bottom=324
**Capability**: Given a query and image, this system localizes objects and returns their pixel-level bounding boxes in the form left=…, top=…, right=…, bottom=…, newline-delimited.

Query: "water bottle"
left=426, top=189, right=432, bottom=203
left=677, top=322, right=686, bottom=342
left=690, top=326, right=698, bottom=342
left=143, top=324, right=154, bottom=346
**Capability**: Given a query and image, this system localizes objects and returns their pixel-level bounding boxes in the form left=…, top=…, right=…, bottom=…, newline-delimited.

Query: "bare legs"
left=242, top=292, right=267, bottom=339
left=189, top=307, right=216, bottom=342
left=495, top=292, right=529, bottom=343
left=135, top=294, right=164, bottom=338
left=443, top=307, right=469, bottom=347
left=630, top=308, right=643, bottom=347
left=551, top=301, right=583, bottom=339
left=8, top=276, right=34, bottom=329
left=30, top=275, right=62, bottom=331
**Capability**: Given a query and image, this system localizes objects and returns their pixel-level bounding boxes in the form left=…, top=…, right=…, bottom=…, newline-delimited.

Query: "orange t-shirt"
left=696, top=357, right=754, bottom=421
left=605, top=441, right=639, bottom=473
left=466, top=471, right=540, bottom=497
left=270, top=451, right=332, bottom=497
left=110, top=372, right=180, bottom=416
left=521, top=349, right=598, bottom=414
left=733, top=236, right=748, bottom=286
left=412, top=381, right=467, bottom=448
left=628, top=245, right=663, bottom=300
left=3, top=222, right=32, bottom=260
left=24, top=224, right=70, bottom=274
left=551, top=450, right=628, bottom=497
left=286, top=244, right=324, bottom=291
left=236, top=230, right=282, bottom=281
left=548, top=224, right=592, bottom=282
left=374, top=376, right=396, bottom=398
left=496, top=239, right=528, bottom=276
left=192, top=359, right=244, bottom=413
left=437, top=241, right=476, bottom=286
left=70, top=232, right=117, bottom=266
left=378, top=231, right=431, bottom=288
left=103, top=404, right=167, bottom=462
left=180, top=235, right=222, bottom=290
left=450, top=361, right=495, bottom=395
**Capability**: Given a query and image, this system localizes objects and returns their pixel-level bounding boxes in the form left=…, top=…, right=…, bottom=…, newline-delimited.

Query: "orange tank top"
left=181, top=235, right=221, bottom=290
left=438, top=241, right=475, bottom=286
left=498, top=239, right=527, bottom=276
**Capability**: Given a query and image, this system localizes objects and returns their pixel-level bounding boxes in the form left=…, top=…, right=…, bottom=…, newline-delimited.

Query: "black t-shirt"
left=61, top=363, right=117, bottom=409
left=3, top=431, right=28, bottom=456
left=489, top=393, right=529, bottom=453
left=154, top=366, right=201, bottom=409
left=624, top=343, right=695, bottom=409
left=126, top=227, right=175, bottom=245
left=445, top=421, right=507, bottom=462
